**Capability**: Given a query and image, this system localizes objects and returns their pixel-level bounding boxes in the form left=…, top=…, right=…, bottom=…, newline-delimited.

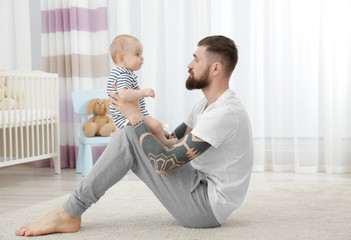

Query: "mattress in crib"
left=0, top=110, right=55, bottom=127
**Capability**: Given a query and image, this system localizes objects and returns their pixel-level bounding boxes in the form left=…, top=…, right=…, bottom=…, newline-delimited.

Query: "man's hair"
left=198, top=35, right=238, bottom=77
left=110, top=34, right=140, bottom=64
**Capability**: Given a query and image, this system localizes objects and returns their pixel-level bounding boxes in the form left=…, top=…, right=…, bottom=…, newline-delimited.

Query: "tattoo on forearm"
left=134, top=121, right=211, bottom=174
left=170, top=122, right=188, bottom=139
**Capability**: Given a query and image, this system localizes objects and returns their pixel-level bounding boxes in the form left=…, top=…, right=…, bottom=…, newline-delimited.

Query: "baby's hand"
left=142, top=88, right=155, bottom=98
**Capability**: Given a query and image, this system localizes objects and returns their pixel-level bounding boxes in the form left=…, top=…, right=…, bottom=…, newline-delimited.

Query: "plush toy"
left=0, top=69, right=15, bottom=110
left=0, top=89, right=15, bottom=110
left=82, top=98, right=117, bottom=137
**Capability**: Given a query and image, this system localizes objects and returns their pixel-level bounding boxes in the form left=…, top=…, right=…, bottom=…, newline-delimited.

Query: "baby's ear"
left=87, top=99, right=98, bottom=115
left=104, top=99, right=110, bottom=114
left=117, top=53, right=124, bottom=64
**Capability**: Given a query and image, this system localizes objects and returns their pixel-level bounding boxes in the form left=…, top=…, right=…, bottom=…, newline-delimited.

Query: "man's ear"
left=212, top=62, right=222, bottom=76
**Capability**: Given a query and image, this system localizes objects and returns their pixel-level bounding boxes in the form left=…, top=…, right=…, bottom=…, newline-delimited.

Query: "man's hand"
left=108, top=91, right=143, bottom=125
left=142, top=88, right=155, bottom=98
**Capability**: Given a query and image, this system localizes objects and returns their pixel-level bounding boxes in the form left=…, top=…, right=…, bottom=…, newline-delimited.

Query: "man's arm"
left=169, top=122, right=192, bottom=139
left=134, top=120, right=210, bottom=175
left=108, top=91, right=207, bottom=174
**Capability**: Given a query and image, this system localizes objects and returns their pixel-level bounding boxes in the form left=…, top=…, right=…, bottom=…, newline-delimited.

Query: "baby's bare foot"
left=165, top=138, right=178, bottom=148
left=15, top=206, right=81, bottom=237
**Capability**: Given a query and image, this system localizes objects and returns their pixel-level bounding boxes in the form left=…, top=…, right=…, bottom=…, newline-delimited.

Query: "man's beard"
left=185, top=67, right=210, bottom=90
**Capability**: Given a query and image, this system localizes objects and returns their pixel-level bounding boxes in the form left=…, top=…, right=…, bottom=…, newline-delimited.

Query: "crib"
left=0, top=71, right=60, bottom=174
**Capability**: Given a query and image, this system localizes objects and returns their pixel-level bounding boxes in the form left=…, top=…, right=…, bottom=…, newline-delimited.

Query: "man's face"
left=186, top=46, right=211, bottom=90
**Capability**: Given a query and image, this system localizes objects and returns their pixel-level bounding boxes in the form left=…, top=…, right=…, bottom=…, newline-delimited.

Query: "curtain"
left=108, top=0, right=351, bottom=173
left=0, top=0, right=32, bottom=70
left=248, top=0, right=351, bottom=173
left=38, top=0, right=109, bottom=168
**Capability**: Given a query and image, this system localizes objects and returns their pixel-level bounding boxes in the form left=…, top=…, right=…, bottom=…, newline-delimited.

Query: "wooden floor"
left=0, top=163, right=350, bottom=214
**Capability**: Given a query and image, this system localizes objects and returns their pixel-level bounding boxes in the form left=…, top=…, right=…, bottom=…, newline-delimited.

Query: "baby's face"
left=124, top=40, right=144, bottom=71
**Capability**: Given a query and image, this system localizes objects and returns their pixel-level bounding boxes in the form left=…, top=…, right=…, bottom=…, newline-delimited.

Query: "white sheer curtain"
left=0, top=0, right=32, bottom=70
left=108, top=0, right=351, bottom=173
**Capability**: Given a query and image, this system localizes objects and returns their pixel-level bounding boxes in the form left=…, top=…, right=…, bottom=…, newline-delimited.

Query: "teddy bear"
left=82, top=98, right=117, bottom=137
left=0, top=69, right=16, bottom=110
left=0, top=90, right=15, bottom=110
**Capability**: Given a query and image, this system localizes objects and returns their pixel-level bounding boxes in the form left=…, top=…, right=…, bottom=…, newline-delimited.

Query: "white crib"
left=0, top=71, right=60, bottom=174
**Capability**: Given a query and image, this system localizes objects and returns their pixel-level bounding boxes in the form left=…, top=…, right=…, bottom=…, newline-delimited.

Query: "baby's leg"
left=143, top=117, right=178, bottom=148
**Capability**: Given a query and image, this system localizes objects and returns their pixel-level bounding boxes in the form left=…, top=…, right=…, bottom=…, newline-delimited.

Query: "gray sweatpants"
left=62, top=126, right=220, bottom=228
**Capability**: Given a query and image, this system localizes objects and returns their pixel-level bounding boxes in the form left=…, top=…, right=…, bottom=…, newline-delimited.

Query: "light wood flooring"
left=0, top=163, right=350, bottom=214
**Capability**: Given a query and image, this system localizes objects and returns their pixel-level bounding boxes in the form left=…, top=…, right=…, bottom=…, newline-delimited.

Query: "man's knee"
left=122, top=126, right=141, bottom=152
left=123, top=125, right=135, bottom=133
left=123, top=126, right=138, bottom=140
left=112, top=126, right=134, bottom=139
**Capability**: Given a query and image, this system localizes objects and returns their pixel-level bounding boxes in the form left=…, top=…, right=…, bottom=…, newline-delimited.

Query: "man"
left=15, top=35, right=253, bottom=237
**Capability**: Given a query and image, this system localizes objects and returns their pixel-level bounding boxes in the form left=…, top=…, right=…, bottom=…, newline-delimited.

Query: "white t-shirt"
left=184, top=89, right=253, bottom=224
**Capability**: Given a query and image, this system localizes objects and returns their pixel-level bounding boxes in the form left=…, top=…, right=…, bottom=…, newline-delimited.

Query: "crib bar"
left=13, top=77, right=19, bottom=160
left=29, top=76, right=34, bottom=158
left=36, top=76, right=40, bottom=156
left=45, top=78, right=49, bottom=154
left=0, top=71, right=60, bottom=172
left=41, top=78, right=44, bottom=155
left=35, top=76, right=39, bottom=156
left=8, top=77, right=13, bottom=162
left=19, top=75, right=24, bottom=159
left=49, top=79, right=53, bottom=154
left=53, top=75, right=60, bottom=174
left=25, top=77, right=30, bottom=159
left=1, top=76, right=7, bottom=162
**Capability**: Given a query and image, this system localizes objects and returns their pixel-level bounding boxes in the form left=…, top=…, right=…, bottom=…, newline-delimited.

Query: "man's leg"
left=15, top=127, right=135, bottom=236
left=16, top=126, right=219, bottom=236
left=124, top=126, right=220, bottom=228
left=63, top=126, right=219, bottom=227
left=62, top=127, right=135, bottom=216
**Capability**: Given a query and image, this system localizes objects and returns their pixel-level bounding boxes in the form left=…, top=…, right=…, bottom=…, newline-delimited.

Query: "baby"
left=107, top=34, right=177, bottom=147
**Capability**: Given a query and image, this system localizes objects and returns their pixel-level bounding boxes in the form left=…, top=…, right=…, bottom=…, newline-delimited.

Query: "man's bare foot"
left=15, top=206, right=81, bottom=237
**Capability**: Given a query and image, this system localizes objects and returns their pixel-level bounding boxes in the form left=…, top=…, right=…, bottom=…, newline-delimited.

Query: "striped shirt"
left=107, top=67, right=149, bottom=128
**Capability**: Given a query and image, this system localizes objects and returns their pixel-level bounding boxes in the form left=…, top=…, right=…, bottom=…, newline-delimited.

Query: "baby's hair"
left=110, top=34, right=140, bottom=65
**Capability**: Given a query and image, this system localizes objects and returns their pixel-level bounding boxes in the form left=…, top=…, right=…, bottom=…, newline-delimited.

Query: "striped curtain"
left=36, top=0, right=110, bottom=168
